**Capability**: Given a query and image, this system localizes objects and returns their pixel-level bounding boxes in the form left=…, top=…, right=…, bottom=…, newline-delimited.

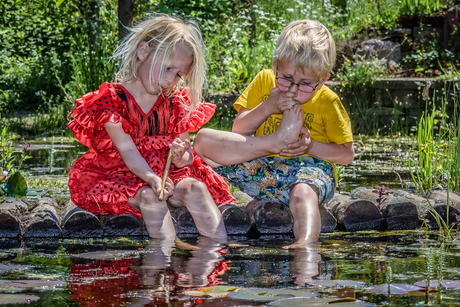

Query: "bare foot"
left=272, top=104, right=304, bottom=153
left=227, top=241, right=249, bottom=247
left=174, top=237, right=201, bottom=250
left=283, top=239, right=319, bottom=249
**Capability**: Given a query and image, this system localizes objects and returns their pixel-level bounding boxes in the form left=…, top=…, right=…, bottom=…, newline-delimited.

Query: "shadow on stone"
left=61, top=201, right=103, bottom=238
left=218, top=203, right=251, bottom=235
left=23, top=199, right=61, bottom=238
left=245, top=200, right=294, bottom=234
left=103, top=214, right=144, bottom=237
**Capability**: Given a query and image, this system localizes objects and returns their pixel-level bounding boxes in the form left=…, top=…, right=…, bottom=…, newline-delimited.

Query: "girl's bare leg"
left=128, top=186, right=176, bottom=239
left=168, top=177, right=228, bottom=240
left=283, top=183, right=321, bottom=249
left=194, top=106, right=304, bottom=167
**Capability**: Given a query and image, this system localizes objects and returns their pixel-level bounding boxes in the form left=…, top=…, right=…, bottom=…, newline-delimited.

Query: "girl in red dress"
left=68, top=14, right=235, bottom=241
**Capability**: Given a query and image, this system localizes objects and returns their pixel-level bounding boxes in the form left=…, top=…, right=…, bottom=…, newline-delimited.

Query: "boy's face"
left=274, top=60, right=328, bottom=104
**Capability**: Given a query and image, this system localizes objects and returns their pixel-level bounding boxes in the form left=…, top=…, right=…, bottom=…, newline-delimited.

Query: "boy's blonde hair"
left=114, top=14, right=206, bottom=112
left=273, top=19, right=335, bottom=81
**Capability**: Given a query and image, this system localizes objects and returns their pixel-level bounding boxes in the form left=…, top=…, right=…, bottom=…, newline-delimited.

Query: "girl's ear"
left=137, top=41, right=150, bottom=62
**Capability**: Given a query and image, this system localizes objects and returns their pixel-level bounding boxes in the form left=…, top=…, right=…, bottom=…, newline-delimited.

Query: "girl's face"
left=138, top=42, right=193, bottom=95
left=273, top=60, right=328, bottom=105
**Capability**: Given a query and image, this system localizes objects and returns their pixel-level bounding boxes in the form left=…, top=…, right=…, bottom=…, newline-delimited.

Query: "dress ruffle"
left=172, top=103, right=216, bottom=134
left=69, top=82, right=133, bottom=147
left=68, top=82, right=235, bottom=219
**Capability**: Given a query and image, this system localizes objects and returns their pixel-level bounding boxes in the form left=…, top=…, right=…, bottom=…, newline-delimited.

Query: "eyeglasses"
left=275, top=67, right=320, bottom=93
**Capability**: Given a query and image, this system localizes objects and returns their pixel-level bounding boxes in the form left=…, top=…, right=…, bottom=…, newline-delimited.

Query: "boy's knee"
left=290, top=183, right=318, bottom=202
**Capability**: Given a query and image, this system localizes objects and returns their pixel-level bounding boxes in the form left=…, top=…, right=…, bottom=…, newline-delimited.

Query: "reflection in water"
left=69, top=237, right=230, bottom=306
left=173, top=236, right=229, bottom=288
left=289, top=242, right=322, bottom=286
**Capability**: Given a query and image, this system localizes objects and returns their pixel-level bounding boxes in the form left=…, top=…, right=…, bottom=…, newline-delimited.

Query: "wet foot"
left=272, top=104, right=303, bottom=153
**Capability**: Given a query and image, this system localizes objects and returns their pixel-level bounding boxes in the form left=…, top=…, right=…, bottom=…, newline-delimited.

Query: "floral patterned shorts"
left=214, top=156, right=335, bottom=206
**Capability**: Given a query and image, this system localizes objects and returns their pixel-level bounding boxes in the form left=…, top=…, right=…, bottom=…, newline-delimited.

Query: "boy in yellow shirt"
left=194, top=19, right=354, bottom=249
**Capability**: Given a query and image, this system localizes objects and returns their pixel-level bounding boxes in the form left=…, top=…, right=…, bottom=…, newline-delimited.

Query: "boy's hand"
left=170, top=138, right=191, bottom=166
left=266, top=87, right=298, bottom=114
left=280, top=128, right=313, bottom=157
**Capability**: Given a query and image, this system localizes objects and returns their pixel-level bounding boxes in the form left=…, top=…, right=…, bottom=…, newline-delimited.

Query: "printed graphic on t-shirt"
left=304, top=113, right=314, bottom=129
left=263, top=116, right=281, bottom=135
left=262, top=94, right=269, bottom=101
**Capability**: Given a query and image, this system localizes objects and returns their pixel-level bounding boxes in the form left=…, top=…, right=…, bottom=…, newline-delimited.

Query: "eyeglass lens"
left=277, top=77, right=315, bottom=93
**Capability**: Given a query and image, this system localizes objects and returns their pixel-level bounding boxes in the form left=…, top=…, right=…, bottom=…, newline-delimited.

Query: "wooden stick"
left=158, top=149, right=173, bottom=201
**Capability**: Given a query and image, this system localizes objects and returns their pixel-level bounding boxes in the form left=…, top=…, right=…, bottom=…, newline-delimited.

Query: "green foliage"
left=0, top=0, right=457, bottom=138
left=335, top=55, right=386, bottom=133
left=409, top=82, right=460, bottom=193
left=0, top=126, right=31, bottom=196
left=5, top=171, right=28, bottom=196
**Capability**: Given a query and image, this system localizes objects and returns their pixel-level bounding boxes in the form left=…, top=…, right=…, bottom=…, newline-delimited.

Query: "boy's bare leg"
left=283, top=183, right=321, bottom=249
left=128, top=186, right=177, bottom=239
left=289, top=242, right=322, bottom=286
left=168, top=177, right=228, bottom=241
left=194, top=105, right=304, bottom=167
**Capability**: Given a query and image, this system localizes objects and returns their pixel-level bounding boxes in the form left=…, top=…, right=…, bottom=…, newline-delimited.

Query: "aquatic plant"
left=0, top=127, right=31, bottom=196
left=425, top=246, right=435, bottom=304
left=387, top=266, right=392, bottom=303
left=437, top=242, right=445, bottom=301
left=372, top=185, right=393, bottom=210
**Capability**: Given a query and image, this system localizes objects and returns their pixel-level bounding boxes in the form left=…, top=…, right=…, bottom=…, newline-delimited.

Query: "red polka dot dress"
left=68, top=82, right=235, bottom=219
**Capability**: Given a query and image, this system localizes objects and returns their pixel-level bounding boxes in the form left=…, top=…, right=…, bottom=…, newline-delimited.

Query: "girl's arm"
left=104, top=122, right=174, bottom=197
left=170, top=132, right=194, bottom=168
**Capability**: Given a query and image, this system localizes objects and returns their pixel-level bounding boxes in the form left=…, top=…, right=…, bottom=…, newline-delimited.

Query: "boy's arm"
left=280, top=128, right=355, bottom=165
left=233, top=87, right=297, bottom=136
left=104, top=122, right=174, bottom=198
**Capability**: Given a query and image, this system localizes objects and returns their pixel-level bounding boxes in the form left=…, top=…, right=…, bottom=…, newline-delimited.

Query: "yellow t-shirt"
left=234, top=69, right=353, bottom=180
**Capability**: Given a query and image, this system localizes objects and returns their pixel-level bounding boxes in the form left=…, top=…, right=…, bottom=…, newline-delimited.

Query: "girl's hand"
left=149, top=173, right=175, bottom=200
left=280, top=128, right=313, bottom=157
left=170, top=138, right=191, bottom=167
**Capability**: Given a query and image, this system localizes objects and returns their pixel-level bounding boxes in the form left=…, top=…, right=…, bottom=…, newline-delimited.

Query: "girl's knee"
left=139, top=186, right=157, bottom=203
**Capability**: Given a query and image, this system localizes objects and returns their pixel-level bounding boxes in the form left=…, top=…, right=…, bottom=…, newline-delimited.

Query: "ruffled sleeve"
left=169, top=87, right=216, bottom=135
left=68, top=82, right=133, bottom=147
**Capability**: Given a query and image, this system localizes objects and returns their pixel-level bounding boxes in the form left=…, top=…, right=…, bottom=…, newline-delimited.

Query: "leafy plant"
left=0, top=127, right=31, bottom=196
left=372, top=185, right=393, bottom=210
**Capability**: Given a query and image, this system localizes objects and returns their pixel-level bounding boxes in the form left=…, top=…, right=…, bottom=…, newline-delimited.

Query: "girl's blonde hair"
left=273, top=19, right=336, bottom=81
left=114, top=14, right=206, bottom=112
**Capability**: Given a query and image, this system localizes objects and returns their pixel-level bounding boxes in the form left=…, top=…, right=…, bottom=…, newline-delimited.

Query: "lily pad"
left=369, top=283, right=423, bottom=295
left=0, top=294, right=40, bottom=304
left=414, top=279, right=460, bottom=289
left=76, top=250, right=138, bottom=260
left=185, top=285, right=241, bottom=297
left=0, top=280, right=66, bottom=289
left=268, top=297, right=376, bottom=306
left=5, top=171, right=27, bottom=196
left=306, top=280, right=365, bottom=288
left=228, top=288, right=317, bottom=302
left=0, top=264, right=33, bottom=271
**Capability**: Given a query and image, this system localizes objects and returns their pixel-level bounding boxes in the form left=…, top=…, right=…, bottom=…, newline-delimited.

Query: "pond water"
left=1, top=232, right=459, bottom=306
left=2, top=136, right=452, bottom=306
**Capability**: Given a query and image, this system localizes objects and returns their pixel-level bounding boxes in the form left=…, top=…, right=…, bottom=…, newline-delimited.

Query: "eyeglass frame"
left=274, top=65, right=321, bottom=93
